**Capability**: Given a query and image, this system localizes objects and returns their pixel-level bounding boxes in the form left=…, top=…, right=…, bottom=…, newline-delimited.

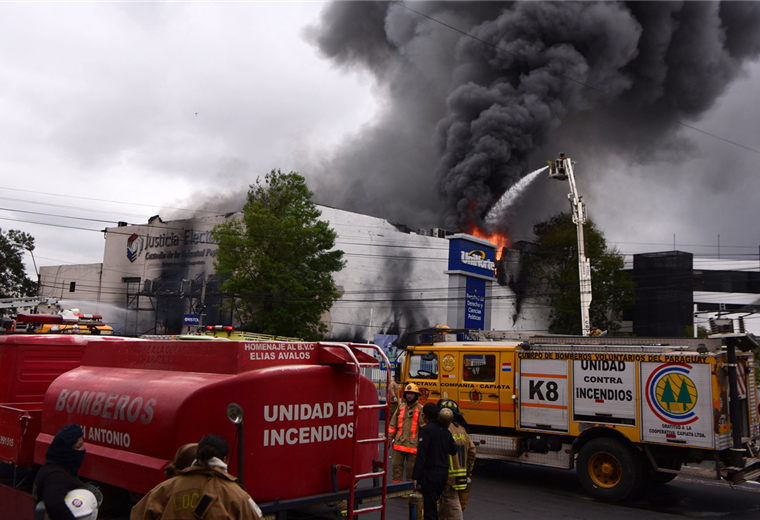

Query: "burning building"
left=38, top=206, right=550, bottom=340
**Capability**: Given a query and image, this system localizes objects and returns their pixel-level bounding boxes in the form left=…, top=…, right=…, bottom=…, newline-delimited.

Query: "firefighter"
left=411, top=402, right=457, bottom=520
left=437, top=400, right=476, bottom=520
left=130, top=434, right=262, bottom=520
left=389, top=383, right=425, bottom=483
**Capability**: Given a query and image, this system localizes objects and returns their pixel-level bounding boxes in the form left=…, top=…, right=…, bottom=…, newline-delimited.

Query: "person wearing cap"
left=32, top=424, right=88, bottom=520
left=437, top=400, right=476, bottom=520
left=411, top=402, right=457, bottom=520
left=388, top=383, right=425, bottom=483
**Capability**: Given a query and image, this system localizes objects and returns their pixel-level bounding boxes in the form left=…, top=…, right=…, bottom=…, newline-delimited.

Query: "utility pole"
left=549, top=153, right=593, bottom=336
left=11, top=242, right=39, bottom=296
left=199, top=279, right=207, bottom=328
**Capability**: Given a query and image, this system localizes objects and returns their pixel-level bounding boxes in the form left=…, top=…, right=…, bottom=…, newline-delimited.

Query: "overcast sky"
left=1, top=2, right=378, bottom=270
left=3, top=1, right=760, bottom=278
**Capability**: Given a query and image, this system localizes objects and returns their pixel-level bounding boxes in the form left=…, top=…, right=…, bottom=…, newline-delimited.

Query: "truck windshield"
left=408, top=353, right=438, bottom=379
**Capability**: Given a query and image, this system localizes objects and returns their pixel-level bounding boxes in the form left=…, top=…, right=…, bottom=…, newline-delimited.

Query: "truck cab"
left=406, top=341, right=520, bottom=428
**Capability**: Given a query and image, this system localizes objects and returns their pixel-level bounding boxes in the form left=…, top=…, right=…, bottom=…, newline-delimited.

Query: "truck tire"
left=577, top=438, right=644, bottom=501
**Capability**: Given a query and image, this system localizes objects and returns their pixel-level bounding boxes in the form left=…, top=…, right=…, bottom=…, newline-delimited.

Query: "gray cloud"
left=306, top=1, right=760, bottom=252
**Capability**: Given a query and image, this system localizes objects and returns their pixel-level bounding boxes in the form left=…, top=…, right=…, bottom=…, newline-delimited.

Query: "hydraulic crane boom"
left=548, top=153, right=592, bottom=336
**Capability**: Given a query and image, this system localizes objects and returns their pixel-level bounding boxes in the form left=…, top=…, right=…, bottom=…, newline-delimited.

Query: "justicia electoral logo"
left=127, top=233, right=144, bottom=263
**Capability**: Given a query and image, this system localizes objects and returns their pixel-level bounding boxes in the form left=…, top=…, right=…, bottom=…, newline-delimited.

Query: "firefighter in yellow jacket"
left=389, top=383, right=425, bottom=483
left=437, top=400, right=476, bottom=520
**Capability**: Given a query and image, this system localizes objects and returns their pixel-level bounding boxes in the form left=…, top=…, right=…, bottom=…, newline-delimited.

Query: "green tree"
left=524, top=212, right=635, bottom=335
left=0, top=228, right=37, bottom=304
left=211, top=170, right=345, bottom=340
left=684, top=325, right=710, bottom=338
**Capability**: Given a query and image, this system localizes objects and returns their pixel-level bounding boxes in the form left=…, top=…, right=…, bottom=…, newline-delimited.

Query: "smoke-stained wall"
left=88, top=207, right=549, bottom=338
left=101, top=215, right=222, bottom=335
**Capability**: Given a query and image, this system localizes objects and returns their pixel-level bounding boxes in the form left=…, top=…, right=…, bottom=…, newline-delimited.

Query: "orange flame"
left=466, top=223, right=510, bottom=260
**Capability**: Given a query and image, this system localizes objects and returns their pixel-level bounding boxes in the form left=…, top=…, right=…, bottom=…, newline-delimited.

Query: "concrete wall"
left=41, top=207, right=551, bottom=339
left=39, top=262, right=103, bottom=302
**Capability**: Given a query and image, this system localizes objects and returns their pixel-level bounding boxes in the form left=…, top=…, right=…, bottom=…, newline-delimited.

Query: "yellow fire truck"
left=400, top=324, right=760, bottom=500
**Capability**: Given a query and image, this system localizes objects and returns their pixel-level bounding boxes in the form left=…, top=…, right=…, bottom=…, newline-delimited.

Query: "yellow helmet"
left=404, top=383, right=421, bottom=395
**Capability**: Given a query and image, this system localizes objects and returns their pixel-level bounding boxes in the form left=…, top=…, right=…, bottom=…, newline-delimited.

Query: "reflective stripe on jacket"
left=448, top=423, right=476, bottom=490
left=388, top=402, right=424, bottom=453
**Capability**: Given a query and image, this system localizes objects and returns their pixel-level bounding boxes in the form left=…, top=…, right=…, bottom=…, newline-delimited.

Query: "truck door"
left=458, top=352, right=499, bottom=427
left=500, top=352, right=517, bottom=428
left=406, top=351, right=440, bottom=405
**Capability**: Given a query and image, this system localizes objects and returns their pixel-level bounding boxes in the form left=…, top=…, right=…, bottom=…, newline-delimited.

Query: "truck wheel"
left=577, top=438, right=644, bottom=501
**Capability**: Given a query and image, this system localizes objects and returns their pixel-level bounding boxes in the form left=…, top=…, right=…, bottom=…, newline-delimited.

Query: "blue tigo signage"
left=183, top=314, right=201, bottom=326
left=464, top=277, right=486, bottom=329
left=448, top=237, right=496, bottom=278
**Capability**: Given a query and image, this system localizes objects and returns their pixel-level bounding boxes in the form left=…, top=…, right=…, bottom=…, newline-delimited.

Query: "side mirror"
left=226, top=403, right=244, bottom=425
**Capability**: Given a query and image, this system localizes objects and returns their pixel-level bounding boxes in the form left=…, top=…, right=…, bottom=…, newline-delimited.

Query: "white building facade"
left=40, top=206, right=551, bottom=340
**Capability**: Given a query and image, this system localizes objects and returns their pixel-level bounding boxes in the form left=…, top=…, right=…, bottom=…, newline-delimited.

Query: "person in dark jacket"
left=32, top=424, right=87, bottom=520
left=411, top=403, right=457, bottom=520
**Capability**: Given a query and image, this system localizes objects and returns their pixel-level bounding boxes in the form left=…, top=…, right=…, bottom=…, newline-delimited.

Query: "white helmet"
left=64, top=489, right=99, bottom=520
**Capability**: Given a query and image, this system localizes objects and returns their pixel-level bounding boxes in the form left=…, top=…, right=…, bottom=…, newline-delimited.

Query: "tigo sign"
left=447, top=237, right=496, bottom=278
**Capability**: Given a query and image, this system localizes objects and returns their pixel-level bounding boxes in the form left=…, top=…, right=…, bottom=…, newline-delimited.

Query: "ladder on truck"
left=329, top=342, right=393, bottom=520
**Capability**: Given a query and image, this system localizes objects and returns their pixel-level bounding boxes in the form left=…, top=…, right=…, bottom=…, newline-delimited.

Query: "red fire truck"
left=0, top=331, right=407, bottom=519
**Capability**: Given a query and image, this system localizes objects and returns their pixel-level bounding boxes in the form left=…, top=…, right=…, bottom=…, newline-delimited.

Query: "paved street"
left=374, top=460, right=760, bottom=520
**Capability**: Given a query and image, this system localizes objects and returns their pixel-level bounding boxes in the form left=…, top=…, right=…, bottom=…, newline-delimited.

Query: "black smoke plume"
left=306, top=1, right=760, bottom=234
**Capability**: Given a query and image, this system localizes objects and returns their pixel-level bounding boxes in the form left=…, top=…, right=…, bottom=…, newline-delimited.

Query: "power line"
left=0, top=206, right=125, bottom=225
left=0, top=195, right=153, bottom=220
left=5, top=208, right=760, bottom=259
left=0, top=187, right=221, bottom=216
